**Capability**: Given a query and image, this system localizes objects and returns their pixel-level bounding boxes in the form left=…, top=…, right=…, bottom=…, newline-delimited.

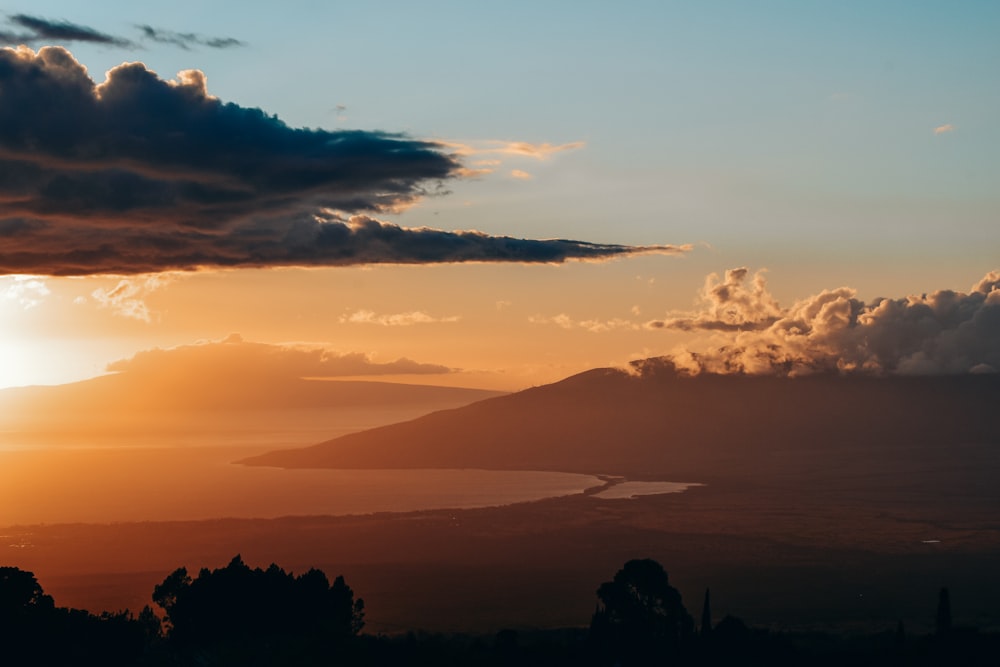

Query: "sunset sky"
left=2, top=1, right=998, bottom=390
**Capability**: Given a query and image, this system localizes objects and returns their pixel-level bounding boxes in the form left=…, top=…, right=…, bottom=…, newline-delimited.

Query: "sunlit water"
left=593, top=481, right=703, bottom=499
left=0, top=444, right=604, bottom=525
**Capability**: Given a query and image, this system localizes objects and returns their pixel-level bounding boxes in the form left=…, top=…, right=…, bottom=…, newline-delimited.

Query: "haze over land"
left=0, top=334, right=501, bottom=444
left=1, top=0, right=999, bottom=643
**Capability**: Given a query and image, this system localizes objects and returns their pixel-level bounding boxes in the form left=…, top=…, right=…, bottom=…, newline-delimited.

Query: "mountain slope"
left=241, top=366, right=1000, bottom=480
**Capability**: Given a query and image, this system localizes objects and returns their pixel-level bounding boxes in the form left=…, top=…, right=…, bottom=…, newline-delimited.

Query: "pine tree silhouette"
left=700, top=588, right=712, bottom=637
left=935, top=587, right=952, bottom=636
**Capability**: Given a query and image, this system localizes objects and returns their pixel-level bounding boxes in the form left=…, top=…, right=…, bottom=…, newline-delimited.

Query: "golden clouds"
left=656, top=268, right=1000, bottom=376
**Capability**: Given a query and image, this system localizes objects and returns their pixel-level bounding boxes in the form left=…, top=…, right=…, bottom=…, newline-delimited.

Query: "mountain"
left=0, top=373, right=503, bottom=444
left=241, top=363, right=1000, bottom=482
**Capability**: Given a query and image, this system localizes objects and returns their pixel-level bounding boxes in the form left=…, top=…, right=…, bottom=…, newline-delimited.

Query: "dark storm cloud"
left=1, top=14, right=135, bottom=47
left=135, top=25, right=244, bottom=50
left=0, top=46, right=681, bottom=275
left=657, top=268, right=1000, bottom=376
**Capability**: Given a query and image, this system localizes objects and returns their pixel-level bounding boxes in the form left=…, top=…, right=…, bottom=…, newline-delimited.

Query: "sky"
left=1, top=0, right=998, bottom=390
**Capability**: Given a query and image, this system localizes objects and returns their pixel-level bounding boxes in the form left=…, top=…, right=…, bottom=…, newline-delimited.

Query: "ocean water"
left=0, top=444, right=603, bottom=525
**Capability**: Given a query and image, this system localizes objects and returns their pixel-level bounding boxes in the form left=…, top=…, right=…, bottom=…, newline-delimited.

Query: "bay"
left=0, top=444, right=602, bottom=525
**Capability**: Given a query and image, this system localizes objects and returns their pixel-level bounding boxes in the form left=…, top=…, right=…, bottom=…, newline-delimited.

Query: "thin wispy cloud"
left=340, top=309, right=461, bottom=326
left=0, top=47, right=681, bottom=276
left=934, top=123, right=956, bottom=135
left=0, top=14, right=244, bottom=50
left=444, top=141, right=584, bottom=177
left=0, top=14, right=134, bottom=47
left=89, top=275, right=169, bottom=323
left=135, top=25, right=244, bottom=50
left=656, top=268, right=1000, bottom=376
left=445, top=140, right=586, bottom=160
left=1, top=274, right=49, bottom=309
left=529, top=313, right=640, bottom=333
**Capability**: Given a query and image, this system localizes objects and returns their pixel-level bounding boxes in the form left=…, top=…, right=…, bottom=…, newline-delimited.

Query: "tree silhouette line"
left=1, top=557, right=996, bottom=666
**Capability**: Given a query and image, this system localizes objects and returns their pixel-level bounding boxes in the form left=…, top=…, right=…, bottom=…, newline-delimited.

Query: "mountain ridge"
left=0, top=372, right=503, bottom=440
left=241, top=364, right=1000, bottom=480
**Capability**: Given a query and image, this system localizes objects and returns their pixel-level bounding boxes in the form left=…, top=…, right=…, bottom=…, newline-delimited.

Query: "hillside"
left=241, top=363, right=1000, bottom=483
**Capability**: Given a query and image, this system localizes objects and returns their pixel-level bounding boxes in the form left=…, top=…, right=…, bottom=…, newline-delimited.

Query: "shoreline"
left=581, top=474, right=626, bottom=496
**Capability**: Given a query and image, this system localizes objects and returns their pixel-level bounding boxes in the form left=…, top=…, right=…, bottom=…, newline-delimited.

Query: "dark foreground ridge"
left=2, top=557, right=998, bottom=666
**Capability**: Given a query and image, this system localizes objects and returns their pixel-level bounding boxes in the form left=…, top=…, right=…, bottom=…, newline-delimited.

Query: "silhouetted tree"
left=151, top=565, right=192, bottom=626
left=712, top=614, right=749, bottom=641
left=0, top=567, right=146, bottom=666
left=0, top=566, right=56, bottom=658
left=935, top=587, right=952, bottom=636
left=589, top=559, right=693, bottom=666
left=329, top=573, right=366, bottom=639
left=152, top=554, right=364, bottom=648
left=0, top=566, right=54, bottom=614
left=700, top=587, right=712, bottom=638
left=136, top=604, right=163, bottom=642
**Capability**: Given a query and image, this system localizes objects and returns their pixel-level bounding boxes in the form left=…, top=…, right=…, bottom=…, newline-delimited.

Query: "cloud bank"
left=653, top=269, right=1000, bottom=376
left=0, top=47, right=680, bottom=275
left=106, top=334, right=453, bottom=379
left=647, top=267, right=782, bottom=332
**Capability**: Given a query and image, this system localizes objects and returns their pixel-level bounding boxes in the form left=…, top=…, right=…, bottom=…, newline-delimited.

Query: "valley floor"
left=5, top=478, right=999, bottom=634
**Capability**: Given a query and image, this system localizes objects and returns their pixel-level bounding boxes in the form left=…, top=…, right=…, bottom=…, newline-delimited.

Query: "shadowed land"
left=5, top=479, right=999, bottom=635
left=240, top=366, right=1000, bottom=486
left=3, top=367, right=999, bottom=636
left=6, top=553, right=998, bottom=666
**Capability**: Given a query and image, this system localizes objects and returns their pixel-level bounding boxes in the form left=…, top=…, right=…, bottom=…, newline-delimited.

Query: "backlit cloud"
left=107, top=333, right=453, bottom=378
left=510, top=169, right=533, bottom=180
left=90, top=275, right=169, bottom=322
left=0, top=47, right=680, bottom=275
left=646, top=268, right=782, bottom=332
left=1, top=275, right=49, bottom=309
left=656, top=269, right=1000, bottom=376
left=445, top=140, right=586, bottom=160
left=934, top=123, right=956, bottom=135
left=340, top=309, right=461, bottom=326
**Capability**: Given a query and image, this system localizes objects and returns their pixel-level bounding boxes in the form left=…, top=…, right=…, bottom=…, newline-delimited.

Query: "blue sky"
left=11, top=1, right=998, bottom=268
left=1, top=1, right=998, bottom=388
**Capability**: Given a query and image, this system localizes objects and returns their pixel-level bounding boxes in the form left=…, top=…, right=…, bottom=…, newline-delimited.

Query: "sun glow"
left=0, top=333, right=115, bottom=391
left=0, top=339, right=37, bottom=389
